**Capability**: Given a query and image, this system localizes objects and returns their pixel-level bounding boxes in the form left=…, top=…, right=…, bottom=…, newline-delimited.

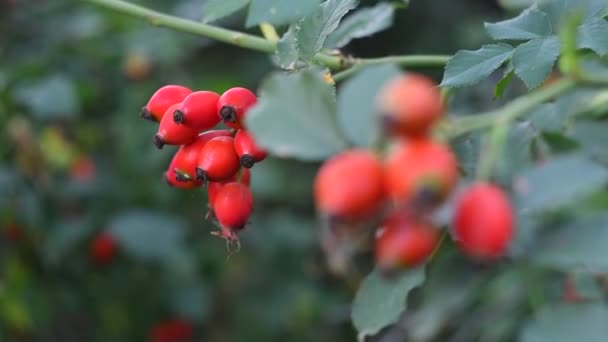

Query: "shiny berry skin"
left=384, top=139, right=458, bottom=207
left=168, top=130, right=232, bottom=185
left=375, top=214, right=439, bottom=270
left=234, top=129, right=267, bottom=168
left=217, top=87, right=257, bottom=129
left=452, top=183, right=514, bottom=260
left=195, top=136, right=240, bottom=183
left=154, top=104, right=198, bottom=149
left=151, top=319, right=193, bottom=342
left=173, top=91, right=221, bottom=131
left=214, top=182, right=253, bottom=230
left=314, top=150, right=384, bottom=221
left=207, top=169, right=251, bottom=216
left=141, top=85, right=192, bottom=122
left=377, top=73, right=443, bottom=137
left=91, top=232, right=117, bottom=266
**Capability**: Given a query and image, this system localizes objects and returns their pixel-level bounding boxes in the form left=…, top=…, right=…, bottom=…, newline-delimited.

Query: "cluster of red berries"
left=140, top=85, right=267, bottom=242
left=315, top=73, right=515, bottom=272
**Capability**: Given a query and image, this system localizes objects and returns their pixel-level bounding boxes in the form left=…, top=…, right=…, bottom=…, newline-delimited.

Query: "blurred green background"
left=0, top=0, right=503, bottom=341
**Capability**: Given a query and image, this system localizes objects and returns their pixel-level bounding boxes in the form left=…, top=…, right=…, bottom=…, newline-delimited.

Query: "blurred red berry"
left=91, top=232, right=117, bottom=266
left=70, top=156, right=96, bottom=183
left=3, top=223, right=23, bottom=241
left=452, top=182, right=514, bottom=260
left=314, top=149, right=384, bottom=221
left=150, top=319, right=193, bottom=342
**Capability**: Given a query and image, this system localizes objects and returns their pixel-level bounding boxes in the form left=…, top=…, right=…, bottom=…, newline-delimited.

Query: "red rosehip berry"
left=234, top=129, right=267, bottom=168
left=151, top=319, right=193, bottom=342
left=91, top=232, right=117, bottom=266
left=195, top=136, right=240, bottom=183
left=173, top=91, right=221, bottom=131
left=168, top=130, right=233, bottom=185
left=207, top=168, right=251, bottom=216
left=314, top=149, right=385, bottom=221
left=3, top=223, right=23, bottom=241
left=217, top=87, right=257, bottom=129
left=213, top=182, right=253, bottom=231
left=452, top=182, right=515, bottom=260
left=70, top=156, right=96, bottom=183
left=141, top=85, right=192, bottom=122
left=377, top=73, right=444, bottom=137
left=384, top=139, right=458, bottom=207
left=375, top=214, right=439, bottom=270
left=154, top=104, right=198, bottom=149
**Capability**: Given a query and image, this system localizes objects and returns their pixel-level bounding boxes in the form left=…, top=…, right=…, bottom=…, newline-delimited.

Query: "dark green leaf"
left=325, top=3, right=394, bottom=48
left=109, top=211, right=186, bottom=262
left=296, top=0, right=358, bottom=60
left=485, top=7, right=551, bottom=41
left=496, top=122, right=537, bottom=182
left=276, top=27, right=299, bottom=69
left=246, top=0, right=320, bottom=27
left=528, top=103, right=566, bottom=132
left=246, top=69, right=348, bottom=161
left=578, top=18, right=608, bottom=57
left=202, top=0, right=250, bottom=23
left=514, top=154, right=608, bottom=212
left=512, top=36, right=560, bottom=89
left=541, top=0, right=608, bottom=28
left=521, top=303, right=608, bottom=342
left=337, top=64, right=401, bottom=147
left=44, top=219, right=97, bottom=264
left=352, top=268, right=425, bottom=339
left=441, top=44, right=513, bottom=87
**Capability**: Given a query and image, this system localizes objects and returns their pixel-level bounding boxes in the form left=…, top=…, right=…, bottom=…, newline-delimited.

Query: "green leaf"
left=296, top=0, right=359, bottom=60
left=202, top=0, right=250, bottom=23
left=43, top=218, right=97, bottom=264
left=276, top=26, right=299, bottom=69
left=246, top=0, right=320, bottom=27
left=512, top=36, right=560, bottom=89
left=569, top=120, right=608, bottom=163
left=528, top=103, right=567, bottom=132
left=514, top=154, right=608, bottom=212
left=485, top=7, right=551, bottom=41
left=352, top=268, right=425, bottom=339
left=13, top=74, right=79, bottom=120
left=578, top=18, right=608, bottom=57
left=494, top=63, right=514, bottom=98
left=531, top=214, right=608, bottom=271
left=521, top=303, right=608, bottom=342
left=337, top=64, right=401, bottom=147
left=246, top=69, right=348, bottom=161
left=496, top=122, right=537, bottom=182
left=109, top=211, right=186, bottom=262
left=441, top=44, right=513, bottom=88
left=497, top=0, right=537, bottom=10
left=325, top=3, right=394, bottom=48
left=541, top=0, right=608, bottom=28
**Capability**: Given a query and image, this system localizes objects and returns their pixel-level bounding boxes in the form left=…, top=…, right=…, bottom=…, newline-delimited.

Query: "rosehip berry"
left=314, top=150, right=384, bottom=221
left=384, top=139, right=458, bottom=207
left=195, top=136, right=240, bottom=183
left=70, top=156, right=96, bottom=183
left=375, top=214, right=439, bottom=270
left=3, top=223, right=23, bottom=241
left=217, top=87, right=257, bottom=129
left=234, top=129, right=267, bottom=168
left=154, top=104, right=198, bottom=149
left=452, top=182, right=514, bottom=260
left=173, top=91, right=221, bottom=131
left=208, top=168, right=251, bottom=213
left=213, top=182, right=253, bottom=231
left=169, top=130, right=233, bottom=184
left=151, top=319, right=193, bottom=342
left=141, top=85, right=192, bottom=122
left=377, top=73, right=444, bottom=137
left=91, top=232, right=117, bottom=266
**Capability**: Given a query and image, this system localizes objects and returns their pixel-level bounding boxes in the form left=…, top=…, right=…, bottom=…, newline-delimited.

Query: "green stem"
left=332, top=55, right=450, bottom=82
left=82, top=0, right=449, bottom=72
left=439, top=78, right=578, bottom=140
